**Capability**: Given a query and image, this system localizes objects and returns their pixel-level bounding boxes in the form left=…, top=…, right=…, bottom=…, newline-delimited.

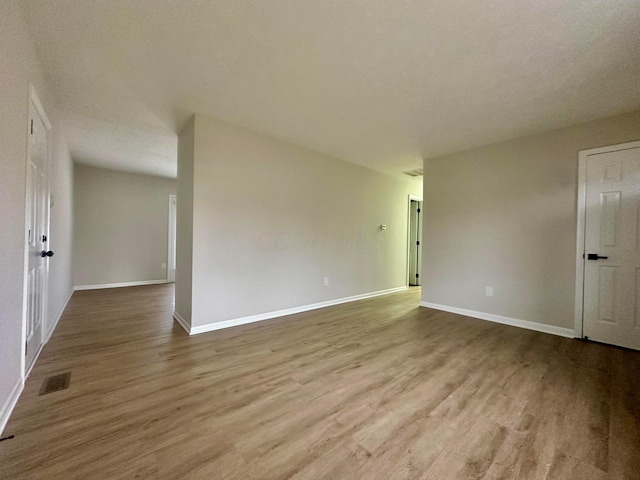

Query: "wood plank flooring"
left=1, top=285, right=639, bottom=479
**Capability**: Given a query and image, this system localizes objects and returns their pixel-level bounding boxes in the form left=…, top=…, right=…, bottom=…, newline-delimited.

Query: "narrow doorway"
left=408, top=197, right=423, bottom=287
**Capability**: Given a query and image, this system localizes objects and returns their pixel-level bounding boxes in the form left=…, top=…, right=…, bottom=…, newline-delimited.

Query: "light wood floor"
left=1, top=285, right=639, bottom=479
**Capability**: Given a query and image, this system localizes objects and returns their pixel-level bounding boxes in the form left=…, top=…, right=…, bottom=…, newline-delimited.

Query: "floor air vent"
left=39, top=372, right=71, bottom=395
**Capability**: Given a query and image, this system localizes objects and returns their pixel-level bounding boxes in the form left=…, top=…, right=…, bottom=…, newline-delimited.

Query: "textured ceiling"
left=19, top=0, right=640, bottom=178
left=59, top=112, right=177, bottom=178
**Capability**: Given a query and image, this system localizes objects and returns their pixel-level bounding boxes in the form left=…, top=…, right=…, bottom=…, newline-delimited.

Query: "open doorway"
left=407, top=195, right=423, bottom=287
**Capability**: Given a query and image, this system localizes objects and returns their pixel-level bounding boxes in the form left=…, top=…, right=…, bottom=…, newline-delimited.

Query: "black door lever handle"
left=587, top=253, right=608, bottom=260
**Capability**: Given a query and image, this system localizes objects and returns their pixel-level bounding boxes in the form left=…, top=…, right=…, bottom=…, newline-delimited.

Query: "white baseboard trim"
left=183, top=286, right=408, bottom=335
left=21, top=288, right=74, bottom=407
left=420, top=302, right=575, bottom=338
left=25, top=342, right=45, bottom=379
left=0, top=378, right=24, bottom=436
left=172, top=311, right=191, bottom=334
left=46, top=288, right=74, bottom=342
left=74, top=280, right=169, bottom=291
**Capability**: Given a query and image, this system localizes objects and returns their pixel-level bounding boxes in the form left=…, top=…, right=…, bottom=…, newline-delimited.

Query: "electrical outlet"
left=323, top=276, right=329, bottom=287
left=485, top=286, right=494, bottom=297
left=161, top=263, right=167, bottom=270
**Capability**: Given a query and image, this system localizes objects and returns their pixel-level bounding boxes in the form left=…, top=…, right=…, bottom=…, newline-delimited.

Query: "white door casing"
left=167, top=195, right=177, bottom=282
left=24, top=87, right=52, bottom=373
left=576, top=141, right=640, bottom=350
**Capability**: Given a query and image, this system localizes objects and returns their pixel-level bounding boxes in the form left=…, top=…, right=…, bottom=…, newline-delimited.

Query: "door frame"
left=407, top=194, right=423, bottom=287
left=167, top=194, right=177, bottom=282
left=574, top=139, right=640, bottom=338
left=22, top=84, right=52, bottom=378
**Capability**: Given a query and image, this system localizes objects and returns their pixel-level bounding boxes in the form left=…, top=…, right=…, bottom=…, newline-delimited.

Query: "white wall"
left=74, top=164, right=177, bottom=287
left=0, top=0, right=74, bottom=432
left=176, top=114, right=422, bottom=330
left=175, top=116, right=194, bottom=323
left=422, top=110, right=640, bottom=330
left=47, top=114, right=75, bottom=337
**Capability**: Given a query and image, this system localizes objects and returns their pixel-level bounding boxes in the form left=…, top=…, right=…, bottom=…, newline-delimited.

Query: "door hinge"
left=416, top=273, right=419, bottom=278
left=416, top=241, right=420, bottom=246
left=30, top=119, right=33, bottom=135
left=417, top=208, right=421, bottom=213
left=42, top=235, right=47, bottom=242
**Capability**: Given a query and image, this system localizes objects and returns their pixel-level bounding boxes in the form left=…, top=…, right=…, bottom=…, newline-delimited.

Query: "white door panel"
left=168, top=195, right=177, bottom=283
left=25, top=99, right=50, bottom=371
left=408, top=200, right=422, bottom=286
left=583, top=146, right=640, bottom=350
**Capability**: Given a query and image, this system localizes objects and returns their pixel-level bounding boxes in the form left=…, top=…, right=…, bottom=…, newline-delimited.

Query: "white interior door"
left=409, top=199, right=423, bottom=286
left=167, top=195, right=177, bottom=283
left=582, top=144, right=640, bottom=350
left=25, top=98, right=51, bottom=370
